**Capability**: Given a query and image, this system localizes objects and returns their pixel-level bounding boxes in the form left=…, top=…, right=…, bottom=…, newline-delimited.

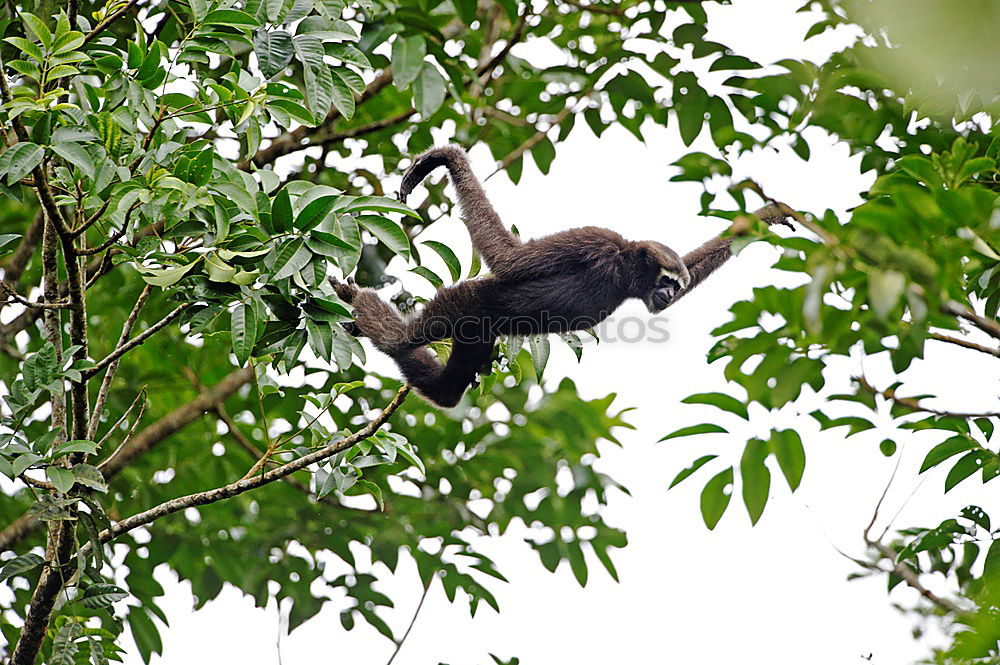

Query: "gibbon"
left=330, top=145, right=792, bottom=407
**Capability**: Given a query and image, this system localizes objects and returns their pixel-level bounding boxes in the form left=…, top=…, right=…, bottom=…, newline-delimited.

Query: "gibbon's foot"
left=349, top=289, right=409, bottom=356
left=328, top=276, right=358, bottom=303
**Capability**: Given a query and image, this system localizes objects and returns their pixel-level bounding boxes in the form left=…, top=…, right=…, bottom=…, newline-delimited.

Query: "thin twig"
left=941, top=300, right=1000, bottom=341
left=386, top=577, right=433, bottom=665
left=0, top=282, right=71, bottom=309
left=81, top=303, right=193, bottom=379
left=856, top=375, right=1000, bottom=419
left=485, top=91, right=592, bottom=180
left=96, top=393, right=147, bottom=472
left=928, top=332, right=1000, bottom=358
left=84, top=0, right=143, bottom=43
left=87, top=285, right=153, bottom=440
left=92, top=385, right=410, bottom=546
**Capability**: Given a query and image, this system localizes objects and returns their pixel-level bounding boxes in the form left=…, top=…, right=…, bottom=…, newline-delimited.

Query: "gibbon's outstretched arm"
left=400, top=145, right=522, bottom=275
left=667, top=204, right=793, bottom=308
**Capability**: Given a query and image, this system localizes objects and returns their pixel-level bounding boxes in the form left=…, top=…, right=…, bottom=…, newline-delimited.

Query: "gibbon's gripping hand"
left=328, top=275, right=358, bottom=303
left=755, top=203, right=796, bottom=231
left=328, top=276, right=363, bottom=337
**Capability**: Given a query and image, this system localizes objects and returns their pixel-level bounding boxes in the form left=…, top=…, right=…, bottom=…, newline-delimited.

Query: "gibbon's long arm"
left=667, top=204, right=793, bottom=308
left=400, top=146, right=522, bottom=275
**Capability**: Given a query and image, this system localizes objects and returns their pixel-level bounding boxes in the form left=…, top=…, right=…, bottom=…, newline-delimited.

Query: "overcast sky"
left=128, top=2, right=1000, bottom=664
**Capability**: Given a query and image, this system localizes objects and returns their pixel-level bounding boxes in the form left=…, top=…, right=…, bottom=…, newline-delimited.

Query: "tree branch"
left=97, top=385, right=409, bottom=544
left=385, top=576, right=433, bottom=665
left=0, top=367, right=255, bottom=552
left=81, top=302, right=194, bottom=380
left=87, top=285, right=153, bottom=440
left=855, top=375, right=1000, bottom=419
left=941, top=300, right=1000, bottom=341
left=928, top=332, right=1000, bottom=358
left=84, top=0, right=143, bottom=44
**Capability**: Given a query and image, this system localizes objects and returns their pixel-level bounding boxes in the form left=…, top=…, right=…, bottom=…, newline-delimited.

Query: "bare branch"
left=84, top=0, right=143, bottom=44
left=856, top=375, right=1000, bottom=419
left=82, top=303, right=194, bottom=380
left=386, top=577, right=433, bottom=665
left=0, top=282, right=71, bottom=309
left=98, top=386, right=410, bottom=544
left=929, top=332, right=1000, bottom=358
left=87, top=285, right=153, bottom=440
left=941, top=300, right=1000, bottom=341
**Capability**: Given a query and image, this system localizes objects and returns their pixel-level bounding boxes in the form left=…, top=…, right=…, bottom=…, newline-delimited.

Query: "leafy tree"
left=2, top=0, right=996, bottom=662
left=0, top=0, right=660, bottom=662
left=655, top=1, right=1000, bottom=661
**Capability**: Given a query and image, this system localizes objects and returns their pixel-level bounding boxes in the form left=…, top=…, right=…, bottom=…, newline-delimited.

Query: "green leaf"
left=0, top=234, right=21, bottom=256
left=231, top=303, right=258, bottom=366
left=392, top=35, right=426, bottom=88
left=51, top=142, right=95, bottom=180
left=338, top=195, right=420, bottom=218
left=205, top=252, right=238, bottom=282
left=135, top=261, right=199, bottom=287
left=945, top=451, right=985, bottom=492
left=72, top=464, right=107, bottom=492
left=681, top=392, right=748, bottom=419
left=868, top=269, right=905, bottom=319
left=740, top=439, right=770, bottom=525
left=3, top=142, right=44, bottom=184
left=21, top=13, right=52, bottom=50
left=4, top=37, right=44, bottom=64
left=700, top=467, right=733, bottom=530
left=48, top=466, right=76, bottom=493
left=422, top=241, right=461, bottom=281
left=52, top=440, right=98, bottom=457
left=325, top=42, right=370, bottom=68
left=770, top=429, right=805, bottom=491
left=80, top=584, right=128, bottom=609
left=410, top=266, right=443, bottom=288
left=920, top=436, right=978, bottom=473
left=668, top=454, right=718, bottom=489
left=355, top=216, right=410, bottom=259
left=271, top=188, right=293, bottom=232
left=204, top=9, right=261, bottom=28
left=529, top=335, right=550, bottom=380
left=413, top=62, right=447, bottom=118
left=673, top=72, right=708, bottom=146
left=658, top=423, right=728, bottom=442
left=306, top=318, right=332, bottom=361
left=254, top=30, right=294, bottom=79
left=0, top=553, right=44, bottom=583
left=328, top=66, right=355, bottom=119
left=52, top=30, right=84, bottom=55
left=296, top=195, right=338, bottom=230
left=307, top=229, right=355, bottom=256
left=272, top=238, right=312, bottom=280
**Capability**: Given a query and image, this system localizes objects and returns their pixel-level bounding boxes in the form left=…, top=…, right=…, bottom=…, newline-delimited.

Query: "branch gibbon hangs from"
left=330, top=145, right=793, bottom=408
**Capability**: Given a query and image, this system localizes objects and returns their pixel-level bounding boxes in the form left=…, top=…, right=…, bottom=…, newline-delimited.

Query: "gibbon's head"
left=638, top=241, right=690, bottom=313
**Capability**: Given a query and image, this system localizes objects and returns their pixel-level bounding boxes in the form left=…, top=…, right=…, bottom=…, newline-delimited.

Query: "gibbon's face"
left=642, top=242, right=690, bottom=313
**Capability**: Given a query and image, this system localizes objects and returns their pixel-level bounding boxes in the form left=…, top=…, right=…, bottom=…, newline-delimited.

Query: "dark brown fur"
left=331, top=145, right=791, bottom=408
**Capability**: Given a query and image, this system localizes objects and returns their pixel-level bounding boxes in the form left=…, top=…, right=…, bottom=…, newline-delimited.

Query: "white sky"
left=118, top=2, right=1000, bottom=664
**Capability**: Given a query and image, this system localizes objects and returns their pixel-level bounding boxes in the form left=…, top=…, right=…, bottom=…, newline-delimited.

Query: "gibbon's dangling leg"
left=329, top=276, right=495, bottom=407
left=667, top=204, right=794, bottom=308
left=400, top=145, right=522, bottom=275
